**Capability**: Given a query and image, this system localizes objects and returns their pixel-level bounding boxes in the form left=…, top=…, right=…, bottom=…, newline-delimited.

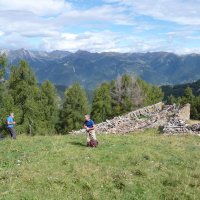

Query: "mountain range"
left=1, top=49, right=200, bottom=89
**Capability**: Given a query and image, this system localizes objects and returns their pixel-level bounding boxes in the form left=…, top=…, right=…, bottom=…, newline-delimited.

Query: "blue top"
left=84, top=119, right=95, bottom=128
left=7, top=116, right=14, bottom=128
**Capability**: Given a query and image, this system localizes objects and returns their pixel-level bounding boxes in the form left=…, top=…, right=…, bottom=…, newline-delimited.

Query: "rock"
left=189, top=123, right=200, bottom=132
left=70, top=102, right=199, bottom=135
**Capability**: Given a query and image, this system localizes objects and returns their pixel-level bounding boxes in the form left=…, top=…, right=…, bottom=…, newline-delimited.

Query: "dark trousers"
left=8, top=127, right=16, bottom=139
left=0, top=133, right=4, bottom=140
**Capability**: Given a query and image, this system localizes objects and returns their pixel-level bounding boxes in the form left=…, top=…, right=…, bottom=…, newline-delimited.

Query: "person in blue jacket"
left=84, top=115, right=98, bottom=147
left=7, top=112, right=16, bottom=139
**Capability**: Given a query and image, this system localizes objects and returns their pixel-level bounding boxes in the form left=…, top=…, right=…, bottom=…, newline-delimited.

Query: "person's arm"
left=84, top=125, right=88, bottom=129
left=83, top=121, right=88, bottom=130
left=88, top=125, right=95, bottom=131
left=7, top=121, right=16, bottom=125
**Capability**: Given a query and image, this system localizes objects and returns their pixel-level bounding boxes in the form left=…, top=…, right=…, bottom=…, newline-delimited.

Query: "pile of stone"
left=189, top=123, right=200, bottom=133
left=162, top=103, right=200, bottom=135
left=70, top=102, right=200, bottom=135
left=163, top=117, right=190, bottom=134
left=71, top=102, right=177, bottom=135
left=163, top=118, right=200, bottom=135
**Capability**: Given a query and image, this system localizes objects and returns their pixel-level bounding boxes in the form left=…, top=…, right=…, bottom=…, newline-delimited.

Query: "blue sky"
left=0, top=0, right=200, bottom=53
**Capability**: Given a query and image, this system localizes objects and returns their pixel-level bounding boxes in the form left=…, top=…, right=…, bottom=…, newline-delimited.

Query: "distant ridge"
left=1, top=49, right=200, bottom=89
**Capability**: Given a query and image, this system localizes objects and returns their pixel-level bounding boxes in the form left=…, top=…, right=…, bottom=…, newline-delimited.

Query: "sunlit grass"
left=0, top=129, right=200, bottom=200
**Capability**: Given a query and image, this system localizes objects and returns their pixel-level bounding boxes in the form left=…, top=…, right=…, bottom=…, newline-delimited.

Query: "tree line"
left=0, top=55, right=164, bottom=135
left=167, top=87, right=200, bottom=120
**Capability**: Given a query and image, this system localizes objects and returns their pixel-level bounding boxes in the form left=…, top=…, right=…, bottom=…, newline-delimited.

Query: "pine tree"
left=0, top=92, right=19, bottom=133
left=7, top=60, right=43, bottom=134
left=2, top=61, right=60, bottom=135
left=137, top=78, right=164, bottom=106
left=61, top=83, right=89, bottom=133
left=183, top=87, right=194, bottom=101
left=91, top=82, right=112, bottom=123
left=0, top=54, right=13, bottom=133
left=0, top=53, right=6, bottom=80
left=177, top=87, right=194, bottom=106
left=0, top=54, right=7, bottom=102
left=167, top=94, right=176, bottom=104
left=40, top=80, right=59, bottom=134
left=181, top=87, right=197, bottom=119
left=191, top=96, right=200, bottom=119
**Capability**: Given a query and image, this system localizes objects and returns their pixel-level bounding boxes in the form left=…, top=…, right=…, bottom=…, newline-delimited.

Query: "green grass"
left=0, top=129, right=200, bottom=200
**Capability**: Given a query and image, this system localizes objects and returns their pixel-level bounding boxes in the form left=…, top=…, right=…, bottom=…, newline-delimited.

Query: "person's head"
left=10, top=112, right=14, bottom=118
left=84, top=115, right=90, bottom=121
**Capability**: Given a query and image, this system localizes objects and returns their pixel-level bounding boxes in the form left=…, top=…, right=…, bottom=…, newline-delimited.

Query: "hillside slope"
left=162, top=79, right=200, bottom=99
left=2, top=49, right=200, bottom=89
left=0, top=130, right=200, bottom=200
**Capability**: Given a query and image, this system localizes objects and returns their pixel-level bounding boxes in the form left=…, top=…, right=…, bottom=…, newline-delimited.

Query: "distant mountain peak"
left=1, top=48, right=200, bottom=89
left=75, top=50, right=91, bottom=54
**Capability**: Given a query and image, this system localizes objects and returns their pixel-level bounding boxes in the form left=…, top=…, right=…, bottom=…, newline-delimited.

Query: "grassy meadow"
left=0, top=129, right=200, bottom=200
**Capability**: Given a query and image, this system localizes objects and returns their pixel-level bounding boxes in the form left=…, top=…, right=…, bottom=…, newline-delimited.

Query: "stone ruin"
left=163, top=103, right=200, bottom=135
left=70, top=102, right=200, bottom=135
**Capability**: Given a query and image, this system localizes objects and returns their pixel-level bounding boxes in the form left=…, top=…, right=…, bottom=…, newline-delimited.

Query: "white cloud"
left=0, top=0, right=71, bottom=16
left=105, top=0, right=200, bottom=25
left=54, top=4, right=135, bottom=26
left=0, top=10, right=60, bottom=39
left=0, top=1, right=134, bottom=39
left=0, top=33, right=38, bottom=49
left=0, top=0, right=200, bottom=53
left=41, top=31, right=123, bottom=52
left=38, top=31, right=187, bottom=53
left=0, top=31, right=4, bottom=36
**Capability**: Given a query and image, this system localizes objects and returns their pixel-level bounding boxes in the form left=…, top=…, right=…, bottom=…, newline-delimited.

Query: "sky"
left=0, top=0, right=200, bottom=53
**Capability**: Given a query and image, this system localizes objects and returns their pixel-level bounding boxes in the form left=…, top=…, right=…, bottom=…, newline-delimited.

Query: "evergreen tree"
left=0, top=60, right=60, bottom=135
left=0, top=53, right=6, bottom=80
left=167, top=86, right=200, bottom=120
left=91, top=82, right=112, bottom=123
left=177, top=87, right=194, bottom=106
left=1, top=58, right=88, bottom=134
left=192, top=96, right=200, bottom=119
left=183, top=87, right=194, bottom=101
left=39, top=80, right=59, bottom=134
left=0, top=92, right=19, bottom=133
left=181, top=87, right=197, bottom=119
left=0, top=54, right=7, bottom=102
left=7, top=60, right=44, bottom=134
left=167, top=94, right=176, bottom=105
left=0, top=54, right=11, bottom=133
left=137, top=78, right=164, bottom=106
left=61, top=83, right=89, bottom=133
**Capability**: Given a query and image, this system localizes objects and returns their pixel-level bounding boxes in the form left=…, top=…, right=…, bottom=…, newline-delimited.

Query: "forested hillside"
left=161, top=80, right=200, bottom=120
left=162, top=79, right=200, bottom=99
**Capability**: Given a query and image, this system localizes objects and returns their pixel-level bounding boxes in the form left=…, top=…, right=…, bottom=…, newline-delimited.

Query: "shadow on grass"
left=69, top=141, right=86, bottom=147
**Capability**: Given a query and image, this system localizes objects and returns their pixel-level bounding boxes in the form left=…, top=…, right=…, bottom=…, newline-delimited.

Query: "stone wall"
left=178, top=103, right=190, bottom=121
left=163, top=117, right=200, bottom=135
left=71, top=102, right=176, bottom=135
left=163, top=104, right=200, bottom=135
left=70, top=102, right=200, bottom=135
